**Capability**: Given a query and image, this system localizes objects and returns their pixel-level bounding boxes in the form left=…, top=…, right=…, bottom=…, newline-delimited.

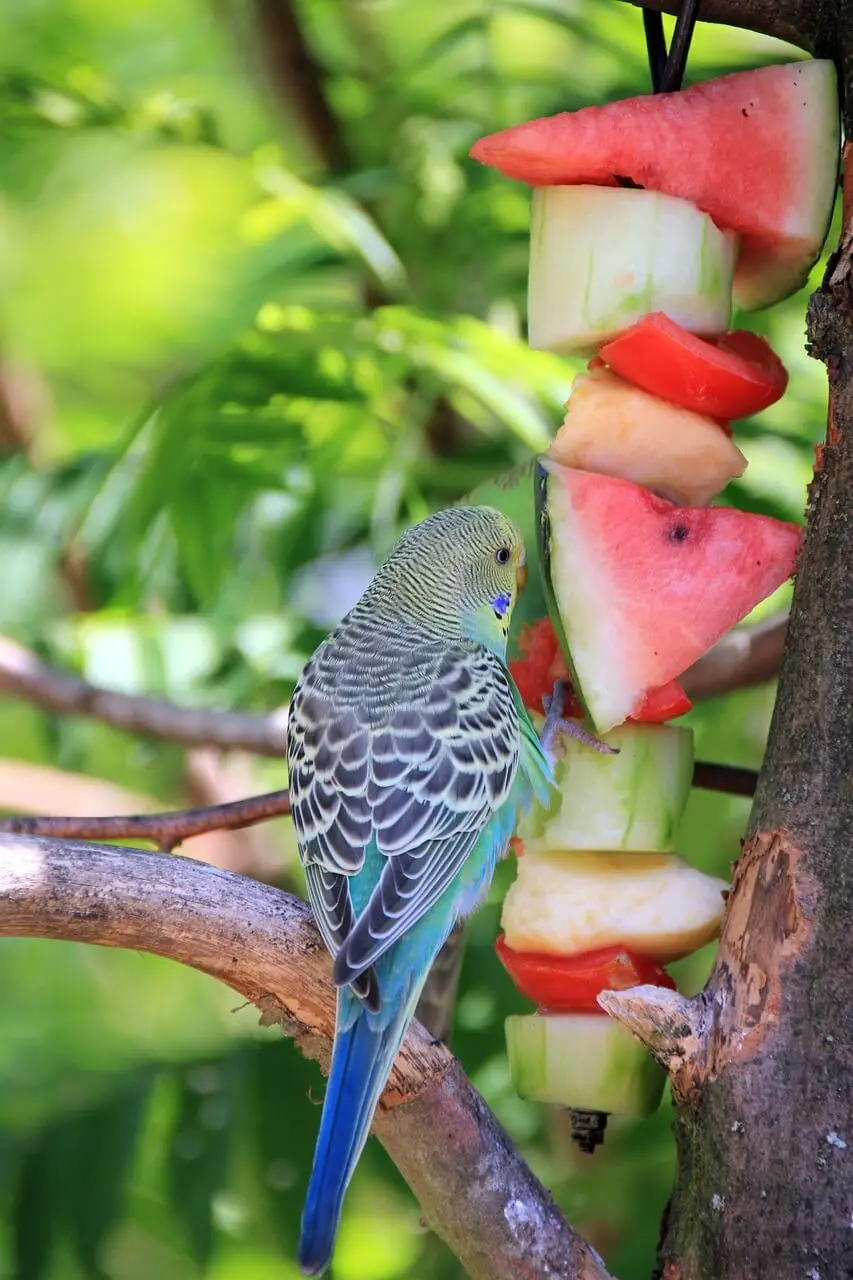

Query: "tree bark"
left=603, top=11, right=853, bottom=1269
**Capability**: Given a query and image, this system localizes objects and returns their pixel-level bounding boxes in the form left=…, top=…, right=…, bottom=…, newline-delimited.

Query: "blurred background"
left=0, top=1, right=832, bottom=1277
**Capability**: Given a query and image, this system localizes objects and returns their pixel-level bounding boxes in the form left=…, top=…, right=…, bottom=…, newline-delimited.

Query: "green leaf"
left=417, top=345, right=551, bottom=450
left=11, top=1130, right=58, bottom=1280
left=409, top=15, right=487, bottom=73
left=497, top=0, right=634, bottom=59
left=254, top=164, right=406, bottom=294
left=166, top=1054, right=245, bottom=1268
left=168, top=469, right=248, bottom=605
left=246, top=1038, right=323, bottom=1251
left=61, top=1072, right=154, bottom=1278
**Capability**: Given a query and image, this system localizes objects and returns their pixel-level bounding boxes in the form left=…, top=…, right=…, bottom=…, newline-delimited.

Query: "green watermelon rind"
left=516, top=719, right=695, bottom=853
left=734, top=62, right=841, bottom=310
left=534, top=458, right=596, bottom=726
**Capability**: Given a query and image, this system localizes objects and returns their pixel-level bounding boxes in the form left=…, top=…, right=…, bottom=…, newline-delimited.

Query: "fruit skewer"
left=468, top=58, right=839, bottom=1142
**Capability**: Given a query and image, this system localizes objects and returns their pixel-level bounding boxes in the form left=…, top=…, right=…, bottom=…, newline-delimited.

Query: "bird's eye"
left=495, top=547, right=511, bottom=565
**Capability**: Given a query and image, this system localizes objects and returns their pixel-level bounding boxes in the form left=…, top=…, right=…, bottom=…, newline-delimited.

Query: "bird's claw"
left=541, top=679, right=619, bottom=758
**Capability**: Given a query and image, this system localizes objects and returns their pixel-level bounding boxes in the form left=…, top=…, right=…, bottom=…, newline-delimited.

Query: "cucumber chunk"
left=506, top=1012, right=666, bottom=1114
left=518, top=719, right=693, bottom=853
left=528, top=186, right=737, bottom=355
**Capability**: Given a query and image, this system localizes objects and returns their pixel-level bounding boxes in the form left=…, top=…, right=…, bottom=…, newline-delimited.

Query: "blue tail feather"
left=297, top=840, right=502, bottom=1275
left=298, top=1001, right=407, bottom=1277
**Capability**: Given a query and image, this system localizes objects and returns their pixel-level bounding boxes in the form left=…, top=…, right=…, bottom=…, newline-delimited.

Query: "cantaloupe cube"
left=549, top=366, right=747, bottom=506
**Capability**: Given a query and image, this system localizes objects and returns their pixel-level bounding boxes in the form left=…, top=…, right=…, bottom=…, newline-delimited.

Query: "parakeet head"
left=365, top=505, right=527, bottom=656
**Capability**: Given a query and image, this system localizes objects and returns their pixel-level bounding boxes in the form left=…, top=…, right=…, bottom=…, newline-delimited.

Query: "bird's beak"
left=516, top=563, right=528, bottom=595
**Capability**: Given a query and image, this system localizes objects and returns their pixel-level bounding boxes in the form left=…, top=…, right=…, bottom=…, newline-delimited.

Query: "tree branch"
left=0, top=787, right=291, bottom=851
left=0, top=757, right=158, bottom=818
left=0, top=834, right=612, bottom=1280
left=250, top=0, right=352, bottom=174
left=680, top=610, right=789, bottom=702
left=0, top=636, right=288, bottom=756
left=615, top=0, right=821, bottom=53
left=0, top=759, right=756, bottom=850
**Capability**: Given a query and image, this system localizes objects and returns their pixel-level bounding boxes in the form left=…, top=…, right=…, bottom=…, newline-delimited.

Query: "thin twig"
left=0, top=834, right=613, bottom=1280
left=692, top=761, right=757, bottom=798
left=0, top=789, right=291, bottom=851
left=643, top=8, right=668, bottom=91
left=0, top=760, right=755, bottom=850
left=658, top=0, right=701, bottom=93
left=183, top=748, right=291, bottom=880
left=0, top=635, right=288, bottom=756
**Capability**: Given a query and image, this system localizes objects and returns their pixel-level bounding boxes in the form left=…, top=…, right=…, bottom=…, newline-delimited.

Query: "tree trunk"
left=604, top=6, right=853, bottom=1277
left=667, top=172, right=853, bottom=1280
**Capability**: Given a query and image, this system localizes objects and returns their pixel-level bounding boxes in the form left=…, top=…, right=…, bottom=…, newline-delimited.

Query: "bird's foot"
left=541, top=679, right=619, bottom=758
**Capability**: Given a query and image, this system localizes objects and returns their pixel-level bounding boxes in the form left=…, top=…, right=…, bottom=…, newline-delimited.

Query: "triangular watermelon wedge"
left=471, top=61, right=839, bottom=310
left=537, top=460, right=802, bottom=732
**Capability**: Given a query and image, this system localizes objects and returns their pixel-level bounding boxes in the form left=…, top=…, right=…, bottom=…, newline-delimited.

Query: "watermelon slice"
left=471, top=61, right=840, bottom=310
left=537, top=460, right=802, bottom=732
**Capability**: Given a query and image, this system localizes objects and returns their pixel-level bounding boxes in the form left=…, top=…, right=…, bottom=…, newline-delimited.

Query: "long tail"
left=298, top=998, right=408, bottom=1277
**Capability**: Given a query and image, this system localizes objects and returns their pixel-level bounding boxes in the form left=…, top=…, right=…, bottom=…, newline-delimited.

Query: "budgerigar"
left=286, top=505, right=554, bottom=1276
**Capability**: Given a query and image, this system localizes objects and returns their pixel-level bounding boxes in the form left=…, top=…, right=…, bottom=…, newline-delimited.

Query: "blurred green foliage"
left=0, top=1, right=833, bottom=1277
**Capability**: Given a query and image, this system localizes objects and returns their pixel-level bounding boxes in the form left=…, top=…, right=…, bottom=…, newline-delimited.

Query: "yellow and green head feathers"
left=356, top=504, right=527, bottom=653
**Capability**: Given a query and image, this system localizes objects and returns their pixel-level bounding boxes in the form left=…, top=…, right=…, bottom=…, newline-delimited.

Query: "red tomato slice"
left=599, top=313, right=788, bottom=421
left=510, top=617, right=691, bottom=723
left=495, top=934, right=676, bottom=1012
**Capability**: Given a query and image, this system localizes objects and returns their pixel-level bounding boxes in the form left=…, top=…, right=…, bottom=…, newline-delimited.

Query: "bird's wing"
left=332, top=647, right=521, bottom=985
left=303, top=863, right=380, bottom=1010
left=508, top=669, right=555, bottom=809
left=288, top=640, right=521, bottom=988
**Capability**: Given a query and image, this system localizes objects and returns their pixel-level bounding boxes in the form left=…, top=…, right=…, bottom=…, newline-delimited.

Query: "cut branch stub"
left=600, top=830, right=813, bottom=1105
left=597, top=986, right=708, bottom=1104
